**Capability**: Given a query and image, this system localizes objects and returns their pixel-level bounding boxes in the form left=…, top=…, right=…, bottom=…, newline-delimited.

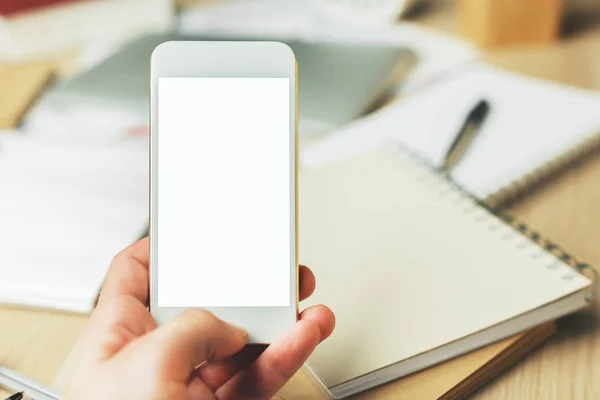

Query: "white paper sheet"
left=0, top=134, right=148, bottom=312
left=0, top=0, right=173, bottom=63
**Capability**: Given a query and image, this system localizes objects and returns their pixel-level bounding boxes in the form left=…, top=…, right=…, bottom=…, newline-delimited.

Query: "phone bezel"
left=149, top=41, right=298, bottom=344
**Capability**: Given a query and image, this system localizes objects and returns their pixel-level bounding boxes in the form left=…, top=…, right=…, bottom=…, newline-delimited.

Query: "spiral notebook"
left=298, top=143, right=596, bottom=399
left=277, top=323, right=555, bottom=400
left=300, top=63, right=600, bottom=207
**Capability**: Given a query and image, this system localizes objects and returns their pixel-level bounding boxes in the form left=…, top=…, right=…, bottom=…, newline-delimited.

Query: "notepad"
left=276, top=323, right=555, bottom=400
left=0, top=135, right=148, bottom=312
left=298, top=144, right=594, bottom=399
left=300, top=63, right=600, bottom=205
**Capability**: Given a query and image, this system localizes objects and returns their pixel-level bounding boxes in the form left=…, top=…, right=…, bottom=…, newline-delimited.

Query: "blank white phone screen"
left=157, top=77, right=291, bottom=307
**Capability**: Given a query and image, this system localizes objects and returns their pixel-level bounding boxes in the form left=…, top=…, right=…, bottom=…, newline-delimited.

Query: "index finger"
left=216, top=304, right=335, bottom=400
left=96, top=237, right=150, bottom=306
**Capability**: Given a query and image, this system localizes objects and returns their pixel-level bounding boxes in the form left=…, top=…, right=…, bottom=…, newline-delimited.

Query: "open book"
left=298, top=143, right=595, bottom=399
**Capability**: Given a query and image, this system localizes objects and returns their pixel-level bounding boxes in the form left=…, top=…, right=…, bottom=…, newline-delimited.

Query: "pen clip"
left=442, top=99, right=490, bottom=173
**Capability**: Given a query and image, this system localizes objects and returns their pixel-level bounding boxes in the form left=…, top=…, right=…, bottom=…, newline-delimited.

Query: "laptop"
left=41, top=33, right=415, bottom=136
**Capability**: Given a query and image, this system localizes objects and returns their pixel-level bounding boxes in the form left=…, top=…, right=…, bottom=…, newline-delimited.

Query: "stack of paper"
left=23, top=103, right=148, bottom=144
left=0, top=134, right=148, bottom=312
left=0, top=0, right=173, bottom=63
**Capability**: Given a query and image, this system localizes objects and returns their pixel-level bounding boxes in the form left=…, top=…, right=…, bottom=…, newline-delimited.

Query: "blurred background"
left=2, top=0, right=600, bottom=399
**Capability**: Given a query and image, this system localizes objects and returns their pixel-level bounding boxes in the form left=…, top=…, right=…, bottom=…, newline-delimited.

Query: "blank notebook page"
left=299, top=146, right=590, bottom=388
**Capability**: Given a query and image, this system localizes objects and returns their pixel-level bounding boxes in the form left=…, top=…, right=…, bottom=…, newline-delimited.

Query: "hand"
left=64, top=237, right=335, bottom=399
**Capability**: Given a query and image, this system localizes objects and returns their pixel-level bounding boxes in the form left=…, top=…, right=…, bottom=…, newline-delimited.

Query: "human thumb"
left=141, top=309, right=248, bottom=382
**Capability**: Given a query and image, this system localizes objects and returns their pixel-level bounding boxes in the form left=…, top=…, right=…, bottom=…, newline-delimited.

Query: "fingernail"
left=226, top=321, right=249, bottom=340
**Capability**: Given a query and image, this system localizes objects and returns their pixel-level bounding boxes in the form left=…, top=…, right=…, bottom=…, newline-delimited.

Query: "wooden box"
left=457, top=0, right=562, bottom=48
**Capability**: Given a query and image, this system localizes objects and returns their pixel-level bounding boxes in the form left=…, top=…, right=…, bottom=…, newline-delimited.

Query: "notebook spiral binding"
left=384, top=141, right=598, bottom=302
left=492, top=214, right=598, bottom=302
left=486, top=131, right=600, bottom=209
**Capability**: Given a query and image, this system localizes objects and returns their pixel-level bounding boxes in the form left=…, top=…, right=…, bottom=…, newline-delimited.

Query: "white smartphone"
left=149, top=41, right=298, bottom=344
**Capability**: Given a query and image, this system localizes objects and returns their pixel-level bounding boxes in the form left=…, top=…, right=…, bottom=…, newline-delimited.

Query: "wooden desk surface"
left=469, top=20, right=600, bottom=400
left=2, top=12, right=600, bottom=400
